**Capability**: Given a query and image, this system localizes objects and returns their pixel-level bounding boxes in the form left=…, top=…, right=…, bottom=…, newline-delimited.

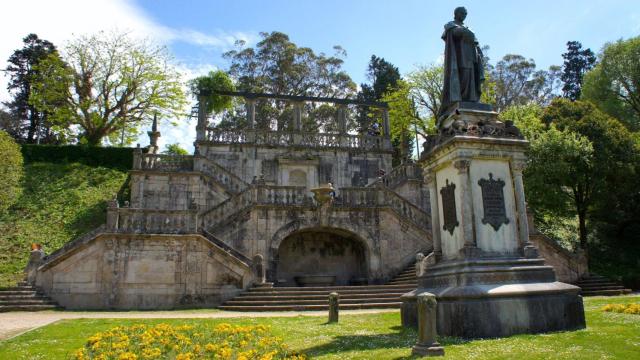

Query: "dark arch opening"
left=274, top=229, right=369, bottom=287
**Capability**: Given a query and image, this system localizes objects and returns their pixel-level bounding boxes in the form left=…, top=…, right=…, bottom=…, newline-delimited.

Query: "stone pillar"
left=196, top=94, right=207, bottom=141
left=24, top=246, right=45, bottom=285
left=245, top=98, right=256, bottom=128
left=382, top=108, right=391, bottom=138
left=133, top=144, right=142, bottom=170
left=425, top=173, right=442, bottom=259
left=511, top=160, right=537, bottom=258
left=106, top=197, right=119, bottom=231
left=328, top=292, right=339, bottom=323
left=337, top=105, right=347, bottom=134
left=292, top=101, right=303, bottom=131
left=412, top=292, right=444, bottom=357
left=454, top=159, right=478, bottom=257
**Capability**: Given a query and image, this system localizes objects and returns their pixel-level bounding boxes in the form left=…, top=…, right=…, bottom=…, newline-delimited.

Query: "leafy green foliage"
left=190, top=70, right=235, bottom=114
left=560, top=41, right=596, bottom=101
left=406, top=63, right=442, bottom=134
left=2, top=296, right=640, bottom=359
left=0, top=162, right=127, bottom=287
left=0, top=130, right=24, bottom=214
left=29, top=31, right=187, bottom=146
left=582, top=36, right=640, bottom=130
left=21, top=145, right=134, bottom=170
left=162, top=143, right=189, bottom=155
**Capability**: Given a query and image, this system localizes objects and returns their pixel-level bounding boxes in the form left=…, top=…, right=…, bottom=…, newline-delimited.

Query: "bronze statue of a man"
left=440, top=7, right=485, bottom=117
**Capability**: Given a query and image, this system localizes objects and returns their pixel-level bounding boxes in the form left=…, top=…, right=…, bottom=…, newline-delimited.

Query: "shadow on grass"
left=300, top=326, right=470, bottom=360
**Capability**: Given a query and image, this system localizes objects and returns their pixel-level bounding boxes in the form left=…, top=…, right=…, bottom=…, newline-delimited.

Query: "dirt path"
left=0, top=308, right=398, bottom=341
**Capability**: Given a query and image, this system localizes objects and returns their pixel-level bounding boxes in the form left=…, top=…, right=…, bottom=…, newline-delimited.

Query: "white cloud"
left=0, top=0, right=254, bottom=151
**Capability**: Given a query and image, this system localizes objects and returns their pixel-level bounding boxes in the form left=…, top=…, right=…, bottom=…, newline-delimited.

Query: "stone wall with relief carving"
left=35, top=234, right=252, bottom=310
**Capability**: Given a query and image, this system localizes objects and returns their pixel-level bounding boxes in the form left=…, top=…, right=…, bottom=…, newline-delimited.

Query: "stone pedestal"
left=328, top=292, right=339, bottom=323
left=412, top=292, right=444, bottom=357
left=403, top=105, right=586, bottom=338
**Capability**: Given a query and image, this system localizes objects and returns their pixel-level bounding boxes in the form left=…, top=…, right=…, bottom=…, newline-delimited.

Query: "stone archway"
left=273, top=228, right=369, bottom=287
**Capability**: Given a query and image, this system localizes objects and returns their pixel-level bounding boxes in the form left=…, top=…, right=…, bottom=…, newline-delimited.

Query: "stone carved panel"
left=478, top=173, right=509, bottom=231
left=262, top=160, right=277, bottom=182
left=440, top=179, right=458, bottom=235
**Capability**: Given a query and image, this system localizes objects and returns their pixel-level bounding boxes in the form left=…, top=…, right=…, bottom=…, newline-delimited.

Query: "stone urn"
left=310, top=184, right=335, bottom=205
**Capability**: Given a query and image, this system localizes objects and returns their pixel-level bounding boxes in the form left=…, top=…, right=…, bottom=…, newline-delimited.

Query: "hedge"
left=21, top=145, right=135, bottom=170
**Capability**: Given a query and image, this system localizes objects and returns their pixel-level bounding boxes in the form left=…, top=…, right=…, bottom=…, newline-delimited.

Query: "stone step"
left=0, top=304, right=59, bottom=312
left=392, top=273, right=416, bottom=279
left=0, top=299, right=57, bottom=306
left=246, top=287, right=415, bottom=296
left=218, top=302, right=402, bottom=312
left=225, top=297, right=401, bottom=306
left=0, top=290, right=38, bottom=296
left=0, top=286, right=36, bottom=291
left=576, top=277, right=617, bottom=284
left=576, top=282, right=621, bottom=288
left=387, top=281, right=417, bottom=285
left=580, top=289, right=632, bottom=296
left=577, top=285, right=626, bottom=291
left=248, top=284, right=416, bottom=293
left=236, top=292, right=407, bottom=301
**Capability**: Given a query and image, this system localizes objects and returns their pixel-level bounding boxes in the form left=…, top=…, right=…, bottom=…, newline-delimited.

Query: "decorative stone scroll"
left=440, top=179, right=459, bottom=235
left=478, top=173, right=509, bottom=231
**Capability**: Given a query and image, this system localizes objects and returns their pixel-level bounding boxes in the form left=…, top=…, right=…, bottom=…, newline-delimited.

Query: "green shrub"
left=0, top=130, right=24, bottom=214
left=21, top=145, right=134, bottom=170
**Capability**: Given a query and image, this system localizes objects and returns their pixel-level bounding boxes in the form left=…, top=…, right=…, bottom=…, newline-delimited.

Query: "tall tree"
left=406, top=63, right=442, bottom=132
left=560, top=41, right=596, bottom=101
left=357, top=55, right=401, bottom=132
left=30, top=31, right=186, bottom=146
left=540, top=99, right=637, bottom=250
left=222, top=31, right=356, bottom=130
left=3, top=34, right=60, bottom=143
left=582, top=36, right=640, bottom=130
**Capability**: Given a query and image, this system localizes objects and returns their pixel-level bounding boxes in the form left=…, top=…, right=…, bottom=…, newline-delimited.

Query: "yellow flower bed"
left=601, top=303, right=640, bottom=315
left=74, top=323, right=307, bottom=360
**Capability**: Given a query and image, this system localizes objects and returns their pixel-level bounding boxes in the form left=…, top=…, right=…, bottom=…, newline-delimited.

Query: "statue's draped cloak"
left=440, top=21, right=485, bottom=119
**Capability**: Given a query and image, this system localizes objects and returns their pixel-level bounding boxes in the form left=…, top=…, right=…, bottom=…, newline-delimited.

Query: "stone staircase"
left=219, top=263, right=418, bottom=311
left=575, top=275, right=633, bottom=296
left=0, top=282, right=60, bottom=312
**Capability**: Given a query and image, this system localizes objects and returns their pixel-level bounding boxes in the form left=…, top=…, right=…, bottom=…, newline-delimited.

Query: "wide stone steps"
left=575, top=275, right=632, bottom=297
left=219, top=263, right=418, bottom=311
left=0, top=283, right=61, bottom=312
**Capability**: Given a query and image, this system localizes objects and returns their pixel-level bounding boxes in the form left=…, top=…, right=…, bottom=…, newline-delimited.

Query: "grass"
left=0, top=162, right=127, bottom=287
left=0, top=295, right=638, bottom=359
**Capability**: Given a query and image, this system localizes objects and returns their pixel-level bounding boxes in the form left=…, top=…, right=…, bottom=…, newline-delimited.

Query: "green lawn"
left=0, top=295, right=638, bottom=359
left=0, top=162, right=127, bottom=287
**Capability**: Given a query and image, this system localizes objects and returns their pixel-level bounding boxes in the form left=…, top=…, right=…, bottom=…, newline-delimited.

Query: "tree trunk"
left=578, top=208, right=588, bottom=251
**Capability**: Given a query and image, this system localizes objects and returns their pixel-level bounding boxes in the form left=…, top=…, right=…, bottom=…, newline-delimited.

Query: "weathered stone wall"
left=530, top=234, right=587, bottom=283
left=129, top=171, right=227, bottom=211
left=207, top=205, right=432, bottom=285
left=36, top=234, right=252, bottom=310
left=200, top=143, right=393, bottom=189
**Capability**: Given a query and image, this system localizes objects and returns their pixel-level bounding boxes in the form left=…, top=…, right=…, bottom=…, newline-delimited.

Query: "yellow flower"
left=118, top=352, right=138, bottom=360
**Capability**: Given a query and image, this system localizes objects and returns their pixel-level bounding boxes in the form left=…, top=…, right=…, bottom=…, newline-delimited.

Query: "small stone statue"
left=440, top=7, right=485, bottom=118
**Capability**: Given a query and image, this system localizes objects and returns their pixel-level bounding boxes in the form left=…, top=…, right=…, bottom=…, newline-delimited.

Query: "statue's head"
left=454, top=6, right=467, bottom=22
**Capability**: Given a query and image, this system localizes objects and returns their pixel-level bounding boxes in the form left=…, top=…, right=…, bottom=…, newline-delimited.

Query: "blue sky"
left=1, top=0, right=639, bottom=150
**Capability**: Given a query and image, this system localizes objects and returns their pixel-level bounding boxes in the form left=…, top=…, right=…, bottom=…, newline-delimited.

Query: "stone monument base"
left=402, top=258, right=586, bottom=338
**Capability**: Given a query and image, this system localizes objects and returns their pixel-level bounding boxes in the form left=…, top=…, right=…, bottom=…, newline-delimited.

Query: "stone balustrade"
left=134, top=153, right=194, bottom=172
left=336, top=187, right=430, bottom=231
left=195, top=156, right=249, bottom=194
left=381, top=162, right=423, bottom=189
left=107, top=207, right=198, bottom=234
left=255, top=185, right=309, bottom=206
left=203, top=128, right=389, bottom=152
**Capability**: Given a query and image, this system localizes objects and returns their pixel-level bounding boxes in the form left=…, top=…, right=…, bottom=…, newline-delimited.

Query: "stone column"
left=245, top=98, right=256, bottom=128
left=412, top=292, right=444, bottom=357
left=511, top=160, right=537, bottom=258
left=337, top=104, right=347, bottom=134
left=328, top=292, right=339, bottom=323
left=106, top=197, right=119, bottom=231
left=454, top=159, right=478, bottom=258
left=425, top=173, right=442, bottom=259
left=382, top=108, right=391, bottom=138
left=196, top=94, right=207, bottom=141
left=292, top=101, right=303, bottom=131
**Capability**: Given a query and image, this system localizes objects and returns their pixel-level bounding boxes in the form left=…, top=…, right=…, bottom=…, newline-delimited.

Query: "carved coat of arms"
left=477, top=173, right=509, bottom=231
left=440, top=179, right=459, bottom=235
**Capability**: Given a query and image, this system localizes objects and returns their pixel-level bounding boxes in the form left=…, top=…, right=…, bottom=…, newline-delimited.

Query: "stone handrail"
left=108, top=207, right=198, bottom=234
left=203, top=128, right=389, bottom=151
left=195, top=156, right=249, bottom=194
left=39, top=225, right=107, bottom=270
left=200, top=187, right=255, bottom=229
left=134, top=153, right=194, bottom=172
left=337, top=187, right=430, bottom=232
left=201, top=229, right=252, bottom=266
left=378, top=162, right=423, bottom=189
left=255, top=185, right=310, bottom=206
